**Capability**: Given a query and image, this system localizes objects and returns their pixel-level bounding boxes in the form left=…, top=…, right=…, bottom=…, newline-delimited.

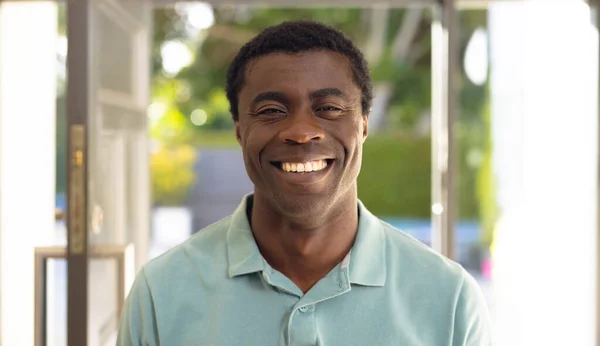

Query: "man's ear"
left=235, top=121, right=242, bottom=145
left=362, top=114, right=369, bottom=144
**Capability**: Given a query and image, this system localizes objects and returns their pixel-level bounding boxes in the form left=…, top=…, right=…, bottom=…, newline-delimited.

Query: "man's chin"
left=272, top=192, right=331, bottom=219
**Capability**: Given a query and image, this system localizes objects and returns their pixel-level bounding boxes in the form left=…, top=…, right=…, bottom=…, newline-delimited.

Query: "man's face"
left=235, top=50, right=368, bottom=217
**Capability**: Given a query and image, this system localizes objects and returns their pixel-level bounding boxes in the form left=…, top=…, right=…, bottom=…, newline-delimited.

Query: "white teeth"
left=281, top=160, right=329, bottom=173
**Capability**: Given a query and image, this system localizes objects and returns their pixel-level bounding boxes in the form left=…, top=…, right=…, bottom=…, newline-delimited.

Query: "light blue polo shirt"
left=117, top=195, right=492, bottom=345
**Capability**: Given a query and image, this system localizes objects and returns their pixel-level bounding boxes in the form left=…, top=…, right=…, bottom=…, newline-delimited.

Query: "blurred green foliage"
left=151, top=145, right=197, bottom=206
left=358, top=134, right=431, bottom=217
left=476, top=88, right=497, bottom=246
left=357, top=131, right=481, bottom=220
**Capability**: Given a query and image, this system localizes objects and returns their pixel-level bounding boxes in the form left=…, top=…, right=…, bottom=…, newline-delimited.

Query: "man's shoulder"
left=378, top=218, right=492, bottom=343
left=142, top=215, right=233, bottom=283
left=378, top=219, right=467, bottom=287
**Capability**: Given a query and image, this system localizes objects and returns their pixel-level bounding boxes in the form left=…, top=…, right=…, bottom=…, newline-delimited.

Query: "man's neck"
left=249, top=191, right=359, bottom=293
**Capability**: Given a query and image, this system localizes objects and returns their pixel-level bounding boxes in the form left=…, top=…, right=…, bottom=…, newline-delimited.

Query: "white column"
left=489, top=1, right=598, bottom=345
left=0, top=2, right=57, bottom=346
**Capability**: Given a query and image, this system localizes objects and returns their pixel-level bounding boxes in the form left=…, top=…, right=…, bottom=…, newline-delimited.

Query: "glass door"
left=65, top=0, right=152, bottom=345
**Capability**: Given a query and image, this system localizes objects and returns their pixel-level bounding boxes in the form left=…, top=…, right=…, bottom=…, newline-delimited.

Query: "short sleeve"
left=116, top=268, right=160, bottom=346
left=452, top=270, right=494, bottom=346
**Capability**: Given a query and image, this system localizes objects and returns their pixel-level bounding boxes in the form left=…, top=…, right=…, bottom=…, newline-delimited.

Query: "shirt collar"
left=349, top=200, right=386, bottom=286
left=226, top=194, right=387, bottom=287
left=226, top=194, right=265, bottom=278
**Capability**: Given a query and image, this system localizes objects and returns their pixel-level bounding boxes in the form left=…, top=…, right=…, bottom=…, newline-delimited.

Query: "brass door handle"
left=55, top=205, right=104, bottom=233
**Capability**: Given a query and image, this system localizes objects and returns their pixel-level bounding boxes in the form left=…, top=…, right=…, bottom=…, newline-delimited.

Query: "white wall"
left=0, top=2, right=57, bottom=345
left=489, top=1, right=598, bottom=345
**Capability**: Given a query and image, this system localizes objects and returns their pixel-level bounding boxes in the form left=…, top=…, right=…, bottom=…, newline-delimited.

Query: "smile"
left=270, top=159, right=334, bottom=173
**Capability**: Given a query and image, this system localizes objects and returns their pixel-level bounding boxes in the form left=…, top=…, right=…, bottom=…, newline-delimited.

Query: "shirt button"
left=338, top=281, right=344, bottom=291
left=299, top=306, right=308, bottom=312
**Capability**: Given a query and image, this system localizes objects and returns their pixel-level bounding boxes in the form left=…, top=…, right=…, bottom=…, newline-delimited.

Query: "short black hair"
left=225, top=20, right=373, bottom=121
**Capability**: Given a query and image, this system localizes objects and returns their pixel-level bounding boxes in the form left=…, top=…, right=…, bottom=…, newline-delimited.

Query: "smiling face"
left=235, top=50, right=368, bottom=219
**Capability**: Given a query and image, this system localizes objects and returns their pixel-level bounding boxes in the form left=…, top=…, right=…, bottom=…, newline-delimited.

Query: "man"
left=117, top=20, right=492, bottom=345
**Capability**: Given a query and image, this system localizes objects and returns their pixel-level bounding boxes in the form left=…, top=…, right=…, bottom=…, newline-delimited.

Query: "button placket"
left=288, top=304, right=317, bottom=346
left=287, top=264, right=350, bottom=345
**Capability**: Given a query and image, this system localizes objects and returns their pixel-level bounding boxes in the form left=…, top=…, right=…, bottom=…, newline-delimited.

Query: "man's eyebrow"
left=250, top=91, right=289, bottom=107
left=310, top=88, right=348, bottom=101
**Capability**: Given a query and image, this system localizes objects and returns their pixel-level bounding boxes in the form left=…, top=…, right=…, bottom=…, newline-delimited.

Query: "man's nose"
left=278, top=114, right=325, bottom=144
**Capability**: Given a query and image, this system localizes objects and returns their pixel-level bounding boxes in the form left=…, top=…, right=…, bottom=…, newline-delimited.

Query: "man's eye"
left=317, top=106, right=342, bottom=112
left=316, top=106, right=344, bottom=116
left=258, top=108, right=285, bottom=116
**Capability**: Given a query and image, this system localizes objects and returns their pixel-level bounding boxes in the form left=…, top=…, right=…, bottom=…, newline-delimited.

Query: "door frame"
left=66, top=1, right=91, bottom=345
left=65, top=0, right=151, bottom=345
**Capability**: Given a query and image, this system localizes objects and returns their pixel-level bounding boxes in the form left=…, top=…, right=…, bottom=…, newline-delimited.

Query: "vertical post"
left=431, top=0, right=458, bottom=259
left=67, top=0, right=90, bottom=345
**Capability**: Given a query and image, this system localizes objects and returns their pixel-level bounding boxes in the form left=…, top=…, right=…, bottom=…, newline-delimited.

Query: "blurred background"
left=0, top=0, right=598, bottom=345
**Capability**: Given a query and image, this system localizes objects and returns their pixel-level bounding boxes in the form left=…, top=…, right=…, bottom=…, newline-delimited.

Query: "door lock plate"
left=69, top=125, right=86, bottom=255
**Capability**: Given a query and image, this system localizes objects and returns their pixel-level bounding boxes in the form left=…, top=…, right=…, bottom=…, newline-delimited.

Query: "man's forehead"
left=242, top=51, right=358, bottom=95
left=247, top=51, right=351, bottom=76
